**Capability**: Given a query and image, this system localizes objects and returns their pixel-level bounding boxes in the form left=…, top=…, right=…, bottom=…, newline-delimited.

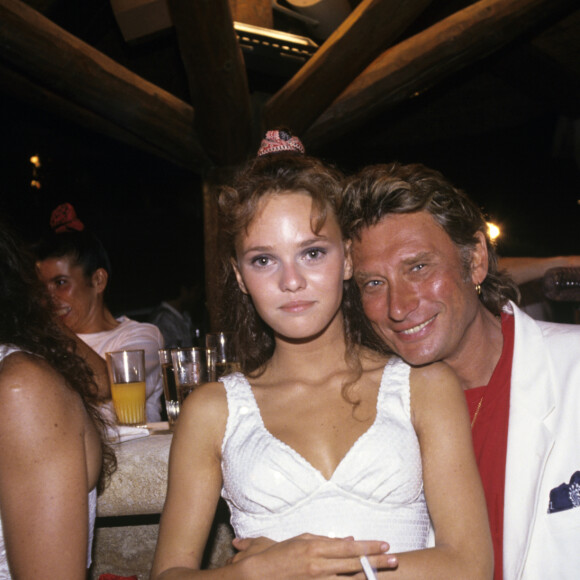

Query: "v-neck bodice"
left=220, top=357, right=431, bottom=552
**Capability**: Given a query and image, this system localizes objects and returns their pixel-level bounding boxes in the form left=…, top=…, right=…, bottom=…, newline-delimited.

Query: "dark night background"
left=1, top=94, right=578, bottom=317
left=0, top=2, right=579, bottom=318
left=0, top=94, right=205, bottom=316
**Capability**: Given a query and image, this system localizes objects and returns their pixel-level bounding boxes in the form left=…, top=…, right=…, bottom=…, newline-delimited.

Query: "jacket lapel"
left=502, top=303, right=556, bottom=580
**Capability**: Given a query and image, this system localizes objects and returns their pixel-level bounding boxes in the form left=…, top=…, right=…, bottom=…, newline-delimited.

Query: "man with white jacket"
left=342, top=162, right=580, bottom=580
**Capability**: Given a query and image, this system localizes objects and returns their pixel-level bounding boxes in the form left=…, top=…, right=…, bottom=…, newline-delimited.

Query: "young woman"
left=0, top=218, right=116, bottom=578
left=151, top=132, right=492, bottom=579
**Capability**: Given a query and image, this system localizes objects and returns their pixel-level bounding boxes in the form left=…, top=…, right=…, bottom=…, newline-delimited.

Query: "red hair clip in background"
left=50, top=202, right=85, bottom=233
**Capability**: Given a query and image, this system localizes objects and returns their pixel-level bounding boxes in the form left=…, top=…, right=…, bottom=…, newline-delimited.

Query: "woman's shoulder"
left=0, top=350, right=86, bottom=439
left=171, top=381, right=229, bottom=457
left=113, top=316, right=164, bottom=345
left=0, top=349, right=62, bottom=392
left=179, top=381, right=228, bottom=427
left=191, top=380, right=228, bottom=403
left=408, top=361, right=465, bottom=422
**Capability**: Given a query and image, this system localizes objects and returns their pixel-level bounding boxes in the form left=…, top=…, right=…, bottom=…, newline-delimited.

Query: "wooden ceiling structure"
left=1, top=0, right=579, bottom=323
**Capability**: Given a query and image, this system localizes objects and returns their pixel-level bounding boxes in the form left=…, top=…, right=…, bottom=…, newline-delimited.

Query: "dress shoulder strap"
left=219, top=372, right=256, bottom=404
left=220, top=372, right=260, bottom=452
left=377, top=356, right=412, bottom=419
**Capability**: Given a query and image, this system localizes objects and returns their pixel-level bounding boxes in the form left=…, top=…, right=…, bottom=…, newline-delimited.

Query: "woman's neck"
left=267, top=312, right=350, bottom=381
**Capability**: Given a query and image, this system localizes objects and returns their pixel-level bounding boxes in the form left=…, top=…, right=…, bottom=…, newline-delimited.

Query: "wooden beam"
left=304, top=0, right=578, bottom=149
left=167, top=0, right=253, bottom=167
left=0, top=61, right=206, bottom=170
left=264, top=0, right=434, bottom=136
left=0, top=0, right=208, bottom=170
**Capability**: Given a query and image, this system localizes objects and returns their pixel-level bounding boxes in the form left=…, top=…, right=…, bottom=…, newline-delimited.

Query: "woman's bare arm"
left=388, top=362, right=493, bottom=579
left=150, top=382, right=229, bottom=579
left=0, top=352, right=94, bottom=578
left=499, top=256, right=580, bottom=285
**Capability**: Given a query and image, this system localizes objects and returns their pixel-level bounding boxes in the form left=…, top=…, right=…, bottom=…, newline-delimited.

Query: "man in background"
left=35, top=203, right=164, bottom=421
left=148, top=279, right=205, bottom=348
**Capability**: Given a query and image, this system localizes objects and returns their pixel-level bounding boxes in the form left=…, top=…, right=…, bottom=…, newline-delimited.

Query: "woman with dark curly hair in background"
left=0, top=217, right=115, bottom=579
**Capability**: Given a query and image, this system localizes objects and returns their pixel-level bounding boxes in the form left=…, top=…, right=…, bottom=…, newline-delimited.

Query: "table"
left=91, top=424, right=172, bottom=579
left=97, top=424, right=173, bottom=518
left=91, top=423, right=234, bottom=580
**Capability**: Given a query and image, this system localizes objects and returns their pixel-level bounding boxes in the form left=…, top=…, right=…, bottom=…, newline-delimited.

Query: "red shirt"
left=465, top=313, right=514, bottom=580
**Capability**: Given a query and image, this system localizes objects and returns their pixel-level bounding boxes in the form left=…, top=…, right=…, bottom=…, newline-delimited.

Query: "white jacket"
left=503, top=302, right=580, bottom=579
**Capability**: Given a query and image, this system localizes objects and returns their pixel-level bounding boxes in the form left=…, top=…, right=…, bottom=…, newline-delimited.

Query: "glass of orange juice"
left=105, top=349, right=147, bottom=427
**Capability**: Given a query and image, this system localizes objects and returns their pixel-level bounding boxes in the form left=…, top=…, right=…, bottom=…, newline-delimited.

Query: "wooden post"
left=202, top=166, right=239, bottom=332
left=168, top=0, right=253, bottom=167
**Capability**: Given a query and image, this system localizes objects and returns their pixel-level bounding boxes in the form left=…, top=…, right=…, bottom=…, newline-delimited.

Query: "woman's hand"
left=231, top=534, right=398, bottom=578
left=229, top=536, right=275, bottom=563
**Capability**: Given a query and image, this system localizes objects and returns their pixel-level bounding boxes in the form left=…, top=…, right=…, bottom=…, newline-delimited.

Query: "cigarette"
left=360, top=555, right=378, bottom=580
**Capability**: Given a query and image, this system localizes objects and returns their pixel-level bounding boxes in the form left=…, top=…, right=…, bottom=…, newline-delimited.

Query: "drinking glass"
left=106, top=349, right=147, bottom=427
left=171, top=347, right=212, bottom=403
left=205, top=332, right=240, bottom=379
left=158, top=348, right=180, bottom=429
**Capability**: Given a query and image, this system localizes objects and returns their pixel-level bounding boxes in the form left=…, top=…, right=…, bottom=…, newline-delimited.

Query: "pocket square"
left=548, top=470, right=580, bottom=513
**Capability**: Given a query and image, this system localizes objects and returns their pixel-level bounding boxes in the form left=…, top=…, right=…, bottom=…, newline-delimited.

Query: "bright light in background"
left=487, top=222, right=500, bottom=241
left=30, top=155, right=42, bottom=188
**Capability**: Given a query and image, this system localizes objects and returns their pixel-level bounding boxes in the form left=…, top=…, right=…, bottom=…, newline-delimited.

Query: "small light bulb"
left=487, top=222, right=500, bottom=240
